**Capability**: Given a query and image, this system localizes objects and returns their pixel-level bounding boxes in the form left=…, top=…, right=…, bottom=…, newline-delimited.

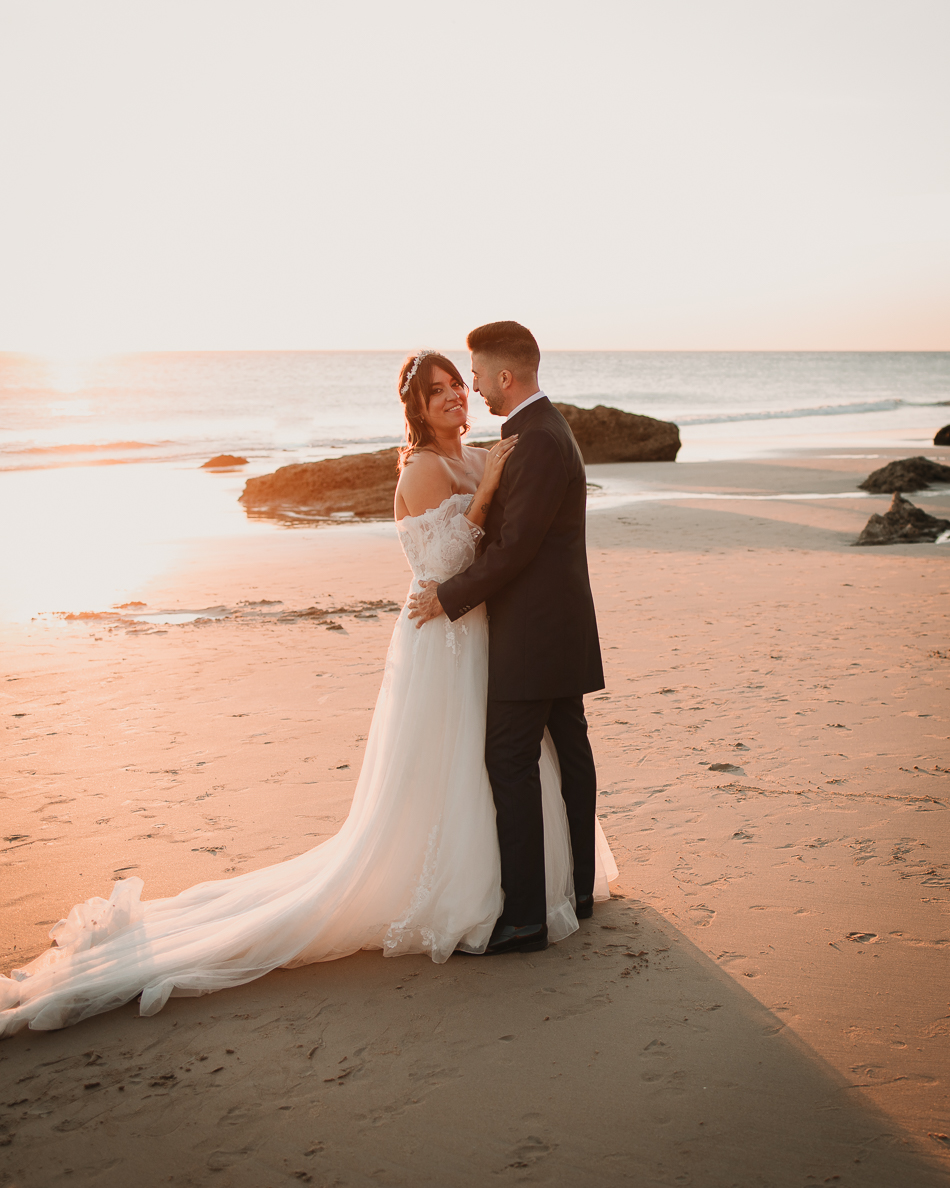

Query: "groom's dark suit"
left=438, top=395, right=604, bottom=926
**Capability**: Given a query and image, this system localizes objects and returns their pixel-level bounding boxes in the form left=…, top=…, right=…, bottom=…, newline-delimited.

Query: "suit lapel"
left=489, top=398, right=553, bottom=542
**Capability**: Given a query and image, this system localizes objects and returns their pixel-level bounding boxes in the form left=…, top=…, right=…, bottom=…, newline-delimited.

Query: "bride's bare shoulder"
left=462, top=443, right=489, bottom=475
left=395, top=450, right=454, bottom=520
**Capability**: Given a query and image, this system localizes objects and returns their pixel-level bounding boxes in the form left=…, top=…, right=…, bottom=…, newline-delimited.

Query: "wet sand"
left=1, top=449, right=949, bottom=1186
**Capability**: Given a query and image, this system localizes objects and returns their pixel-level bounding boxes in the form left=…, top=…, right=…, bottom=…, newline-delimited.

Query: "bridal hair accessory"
left=400, top=350, right=437, bottom=396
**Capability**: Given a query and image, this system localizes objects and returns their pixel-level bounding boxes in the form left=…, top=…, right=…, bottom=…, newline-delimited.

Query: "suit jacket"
left=438, top=396, right=605, bottom=701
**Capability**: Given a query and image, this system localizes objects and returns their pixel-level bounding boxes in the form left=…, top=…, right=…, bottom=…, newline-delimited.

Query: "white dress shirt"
left=504, top=390, right=547, bottom=423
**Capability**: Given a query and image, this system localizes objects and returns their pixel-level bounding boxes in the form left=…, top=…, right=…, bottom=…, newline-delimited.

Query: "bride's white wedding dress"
left=0, top=495, right=617, bottom=1037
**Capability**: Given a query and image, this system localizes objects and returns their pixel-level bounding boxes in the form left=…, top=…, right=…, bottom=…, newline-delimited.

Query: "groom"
left=408, top=321, right=604, bottom=955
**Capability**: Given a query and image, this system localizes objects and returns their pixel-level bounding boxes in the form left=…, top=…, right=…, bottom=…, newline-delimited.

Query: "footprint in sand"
left=220, top=1103, right=262, bottom=1126
left=206, top=1148, right=253, bottom=1172
left=499, top=1135, right=555, bottom=1172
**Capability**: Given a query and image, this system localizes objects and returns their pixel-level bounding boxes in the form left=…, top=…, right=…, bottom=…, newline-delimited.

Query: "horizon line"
left=1, top=346, right=949, bottom=358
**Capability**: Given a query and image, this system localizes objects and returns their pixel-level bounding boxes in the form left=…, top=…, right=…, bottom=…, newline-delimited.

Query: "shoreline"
left=1, top=450, right=948, bottom=1184
left=1, top=442, right=948, bottom=624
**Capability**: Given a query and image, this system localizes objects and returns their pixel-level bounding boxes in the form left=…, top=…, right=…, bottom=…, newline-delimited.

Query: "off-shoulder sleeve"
left=398, top=494, right=485, bottom=582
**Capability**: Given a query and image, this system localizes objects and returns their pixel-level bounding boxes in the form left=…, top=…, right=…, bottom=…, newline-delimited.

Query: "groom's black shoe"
left=575, top=894, right=594, bottom=920
left=483, top=922, right=548, bottom=955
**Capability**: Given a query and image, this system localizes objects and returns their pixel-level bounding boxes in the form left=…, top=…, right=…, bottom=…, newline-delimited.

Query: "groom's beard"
left=483, top=392, right=506, bottom=417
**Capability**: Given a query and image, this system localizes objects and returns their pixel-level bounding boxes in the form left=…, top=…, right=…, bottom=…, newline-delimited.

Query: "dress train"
left=0, top=495, right=617, bottom=1036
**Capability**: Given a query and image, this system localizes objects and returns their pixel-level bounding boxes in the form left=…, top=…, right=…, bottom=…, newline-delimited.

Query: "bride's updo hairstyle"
left=398, top=351, right=470, bottom=470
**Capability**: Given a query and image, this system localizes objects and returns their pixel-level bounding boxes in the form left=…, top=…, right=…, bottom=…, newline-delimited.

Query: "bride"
left=0, top=350, right=616, bottom=1037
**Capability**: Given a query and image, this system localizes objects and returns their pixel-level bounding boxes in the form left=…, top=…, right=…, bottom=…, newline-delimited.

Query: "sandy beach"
left=2, top=446, right=949, bottom=1187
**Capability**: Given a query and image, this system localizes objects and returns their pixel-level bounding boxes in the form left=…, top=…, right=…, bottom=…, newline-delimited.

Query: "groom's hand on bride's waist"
left=407, top=581, right=445, bottom=628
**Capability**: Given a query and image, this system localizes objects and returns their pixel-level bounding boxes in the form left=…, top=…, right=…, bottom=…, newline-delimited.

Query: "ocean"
left=1, top=351, right=947, bottom=472
left=2, top=351, right=947, bottom=620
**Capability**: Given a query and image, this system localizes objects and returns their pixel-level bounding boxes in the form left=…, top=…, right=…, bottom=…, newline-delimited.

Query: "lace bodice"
left=397, top=493, right=485, bottom=583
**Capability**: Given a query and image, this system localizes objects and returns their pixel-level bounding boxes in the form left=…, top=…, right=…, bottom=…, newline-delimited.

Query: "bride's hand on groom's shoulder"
left=408, top=581, right=444, bottom=628
left=480, top=434, right=517, bottom=493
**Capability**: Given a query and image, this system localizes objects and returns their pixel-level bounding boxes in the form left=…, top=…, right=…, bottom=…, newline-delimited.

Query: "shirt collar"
left=504, top=390, right=546, bottom=422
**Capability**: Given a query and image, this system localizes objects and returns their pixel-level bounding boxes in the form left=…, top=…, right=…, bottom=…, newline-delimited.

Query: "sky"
left=0, top=0, right=947, bottom=353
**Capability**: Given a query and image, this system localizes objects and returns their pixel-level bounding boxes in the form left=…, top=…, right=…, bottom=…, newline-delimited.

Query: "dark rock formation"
left=858, top=456, right=950, bottom=493
left=935, top=425, right=950, bottom=447
left=239, top=448, right=399, bottom=518
left=202, top=454, right=248, bottom=468
left=552, top=404, right=680, bottom=463
left=853, top=492, right=950, bottom=546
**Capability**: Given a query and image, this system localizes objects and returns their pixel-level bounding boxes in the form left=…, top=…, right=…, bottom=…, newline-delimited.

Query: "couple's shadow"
left=2, top=900, right=944, bottom=1188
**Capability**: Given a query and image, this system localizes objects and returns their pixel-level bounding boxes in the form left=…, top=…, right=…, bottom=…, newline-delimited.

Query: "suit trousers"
left=484, top=696, right=597, bottom=927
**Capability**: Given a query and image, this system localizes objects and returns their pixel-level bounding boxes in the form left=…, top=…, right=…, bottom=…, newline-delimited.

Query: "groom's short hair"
left=467, top=321, right=540, bottom=378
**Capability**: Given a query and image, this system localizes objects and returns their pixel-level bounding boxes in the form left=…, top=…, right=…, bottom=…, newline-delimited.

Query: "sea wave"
left=306, top=435, right=404, bottom=448
left=14, top=440, right=164, bottom=455
left=1, top=391, right=945, bottom=472
left=677, top=398, right=910, bottom=426
left=0, top=434, right=408, bottom=472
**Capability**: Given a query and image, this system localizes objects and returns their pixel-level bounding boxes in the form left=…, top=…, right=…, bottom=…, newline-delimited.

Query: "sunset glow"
left=0, top=463, right=260, bottom=620
left=41, top=354, right=99, bottom=395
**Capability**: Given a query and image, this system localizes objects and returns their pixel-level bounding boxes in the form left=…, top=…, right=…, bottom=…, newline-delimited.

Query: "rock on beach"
left=552, top=403, right=680, bottom=463
left=239, top=448, right=400, bottom=518
left=238, top=406, right=681, bottom=516
left=934, top=425, right=950, bottom=447
left=853, top=492, right=950, bottom=546
left=858, top=455, right=950, bottom=493
left=202, top=454, right=249, bottom=468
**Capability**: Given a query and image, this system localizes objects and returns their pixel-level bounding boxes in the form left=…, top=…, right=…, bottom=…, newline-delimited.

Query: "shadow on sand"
left=1, top=900, right=945, bottom=1187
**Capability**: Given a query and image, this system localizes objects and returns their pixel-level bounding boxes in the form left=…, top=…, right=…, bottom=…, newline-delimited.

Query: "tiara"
left=400, top=349, right=437, bottom=396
